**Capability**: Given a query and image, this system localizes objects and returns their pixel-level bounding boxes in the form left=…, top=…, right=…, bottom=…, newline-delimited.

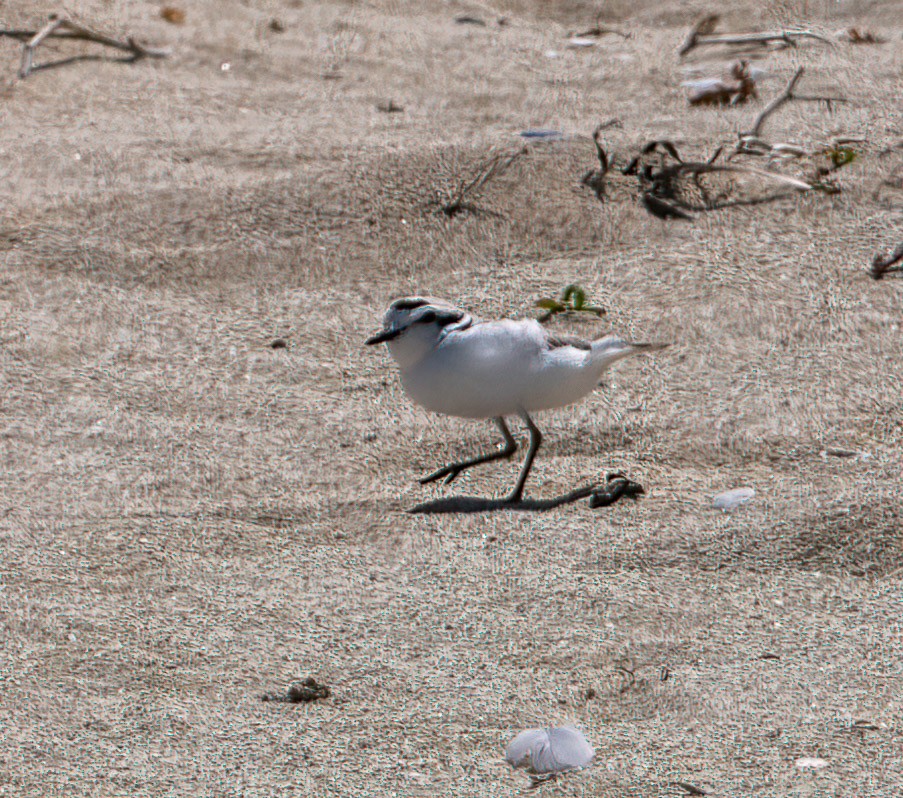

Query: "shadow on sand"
left=408, top=485, right=599, bottom=515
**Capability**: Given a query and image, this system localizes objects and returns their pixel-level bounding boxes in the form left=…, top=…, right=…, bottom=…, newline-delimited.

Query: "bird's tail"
left=590, top=336, right=668, bottom=374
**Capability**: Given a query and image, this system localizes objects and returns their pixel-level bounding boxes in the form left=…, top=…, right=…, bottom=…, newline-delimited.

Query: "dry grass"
left=0, top=0, right=901, bottom=795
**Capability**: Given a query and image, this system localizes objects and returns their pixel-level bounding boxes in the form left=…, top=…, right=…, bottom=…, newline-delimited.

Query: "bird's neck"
left=386, top=327, right=441, bottom=370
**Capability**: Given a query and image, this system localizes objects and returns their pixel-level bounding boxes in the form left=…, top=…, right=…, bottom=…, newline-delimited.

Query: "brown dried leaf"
left=161, top=6, right=186, bottom=24
left=845, top=27, right=884, bottom=44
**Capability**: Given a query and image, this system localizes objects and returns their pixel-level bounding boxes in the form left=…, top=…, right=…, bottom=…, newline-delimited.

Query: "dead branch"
left=679, top=26, right=832, bottom=57
left=870, top=243, right=903, bottom=280
left=1, top=13, right=170, bottom=78
left=625, top=140, right=810, bottom=219
left=583, top=120, right=815, bottom=221
left=742, top=67, right=805, bottom=140
left=735, top=68, right=850, bottom=160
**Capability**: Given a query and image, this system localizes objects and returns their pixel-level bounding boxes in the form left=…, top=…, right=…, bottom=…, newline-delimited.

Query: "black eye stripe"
left=391, top=297, right=429, bottom=311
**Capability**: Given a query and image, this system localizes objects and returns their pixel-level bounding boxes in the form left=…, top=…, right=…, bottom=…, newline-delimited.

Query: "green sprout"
left=824, top=146, right=857, bottom=169
left=535, top=284, right=606, bottom=323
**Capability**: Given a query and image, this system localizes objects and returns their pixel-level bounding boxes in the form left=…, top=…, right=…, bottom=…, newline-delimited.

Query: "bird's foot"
left=588, top=473, right=645, bottom=508
left=419, top=463, right=465, bottom=486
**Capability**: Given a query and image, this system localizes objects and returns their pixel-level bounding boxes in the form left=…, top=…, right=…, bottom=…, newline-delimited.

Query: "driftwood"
left=0, top=14, right=169, bottom=78
left=678, top=15, right=833, bottom=57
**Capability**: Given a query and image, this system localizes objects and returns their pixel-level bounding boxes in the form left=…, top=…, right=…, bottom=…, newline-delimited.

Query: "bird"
left=365, top=296, right=666, bottom=503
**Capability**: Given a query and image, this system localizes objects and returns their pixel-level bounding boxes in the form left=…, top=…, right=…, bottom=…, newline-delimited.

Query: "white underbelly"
left=401, top=352, right=599, bottom=419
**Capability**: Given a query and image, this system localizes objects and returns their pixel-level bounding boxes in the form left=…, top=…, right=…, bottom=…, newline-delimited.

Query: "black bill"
left=365, top=328, right=401, bottom=345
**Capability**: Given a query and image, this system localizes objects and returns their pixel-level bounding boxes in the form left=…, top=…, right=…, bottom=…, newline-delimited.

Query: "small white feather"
left=505, top=727, right=594, bottom=774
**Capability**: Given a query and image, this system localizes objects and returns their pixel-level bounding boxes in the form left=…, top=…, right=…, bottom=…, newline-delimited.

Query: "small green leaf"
left=826, top=146, right=857, bottom=168
left=561, top=284, right=587, bottom=310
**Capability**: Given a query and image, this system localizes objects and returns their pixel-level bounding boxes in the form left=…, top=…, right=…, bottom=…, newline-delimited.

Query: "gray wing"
left=545, top=332, right=592, bottom=351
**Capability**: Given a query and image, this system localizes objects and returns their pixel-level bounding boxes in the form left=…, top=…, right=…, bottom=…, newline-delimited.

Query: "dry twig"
left=439, top=148, right=526, bottom=217
left=736, top=68, right=848, bottom=156
left=573, top=24, right=630, bottom=40
left=743, top=67, right=805, bottom=139
left=870, top=243, right=903, bottom=280
left=0, top=13, right=169, bottom=78
left=580, top=119, right=621, bottom=199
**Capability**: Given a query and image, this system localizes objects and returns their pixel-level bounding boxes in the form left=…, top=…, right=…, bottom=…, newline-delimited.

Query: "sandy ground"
left=0, top=0, right=901, bottom=795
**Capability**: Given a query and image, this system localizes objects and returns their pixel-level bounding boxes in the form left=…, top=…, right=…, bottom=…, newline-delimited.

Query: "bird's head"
left=366, top=296, right=472, bottom=369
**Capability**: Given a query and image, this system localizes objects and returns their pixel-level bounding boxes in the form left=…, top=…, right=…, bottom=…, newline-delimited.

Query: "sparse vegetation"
left=534, top=283, right=606, bottom=322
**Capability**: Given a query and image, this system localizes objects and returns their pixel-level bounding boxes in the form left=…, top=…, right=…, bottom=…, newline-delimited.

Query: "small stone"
left=288, top=677, right=330, bottom=702
left=520, top=129, right=564, bottom=141
left=454, top=14, right=486, bottom=26
left=824, top=446, right=857, bottom=458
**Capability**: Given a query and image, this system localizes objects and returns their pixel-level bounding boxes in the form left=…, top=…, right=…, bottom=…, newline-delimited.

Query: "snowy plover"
left=366, top=296, right=665, bottom=502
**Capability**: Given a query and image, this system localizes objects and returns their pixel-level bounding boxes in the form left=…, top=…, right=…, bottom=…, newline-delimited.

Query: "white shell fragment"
left=713, top=487, right=755, bottom=512
left=505, top=726, right=595, bottom=774
left=795, top=756, right=828, bottom=770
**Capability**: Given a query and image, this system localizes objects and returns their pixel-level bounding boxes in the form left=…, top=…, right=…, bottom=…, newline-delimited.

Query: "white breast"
left=398, top=319, right=600, bottom=418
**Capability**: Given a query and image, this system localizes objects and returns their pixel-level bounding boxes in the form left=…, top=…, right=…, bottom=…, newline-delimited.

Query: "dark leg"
left=505, top=411, right=542, bottom=503
left=420, top=417, right=518, bottom=486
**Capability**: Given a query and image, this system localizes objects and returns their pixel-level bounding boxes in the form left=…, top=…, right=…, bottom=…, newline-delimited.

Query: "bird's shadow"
left=408, top=485, right=598, bottom=515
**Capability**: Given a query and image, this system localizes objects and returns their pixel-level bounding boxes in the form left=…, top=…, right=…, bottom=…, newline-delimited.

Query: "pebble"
left=520, top=129, right=565, bottom=140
